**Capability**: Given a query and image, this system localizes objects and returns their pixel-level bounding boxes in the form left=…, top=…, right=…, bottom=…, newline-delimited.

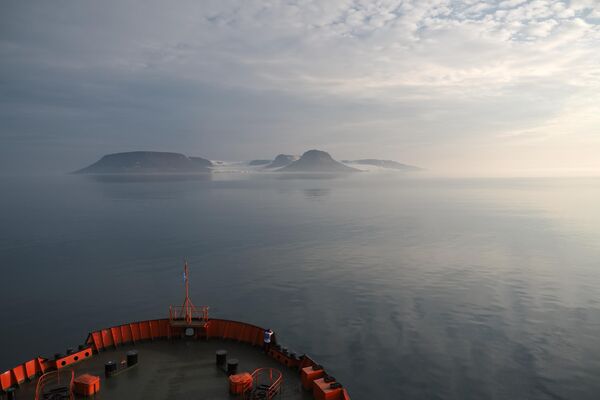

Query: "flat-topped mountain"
left=75, top=151, right=212, bottom=174
left=343, top=159, right=421, bottom=171
left=265, top=154, right=299, bottom=169
left=279, top=150, right=358, bottom=173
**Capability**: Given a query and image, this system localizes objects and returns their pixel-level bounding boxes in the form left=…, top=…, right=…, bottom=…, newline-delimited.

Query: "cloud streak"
left=1, top=0, right=599, bottom=175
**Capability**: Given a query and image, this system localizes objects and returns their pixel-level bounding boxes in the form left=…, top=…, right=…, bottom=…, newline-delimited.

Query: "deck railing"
left=35, top=370, right=74, bottom=400
left=250, top=367, right=283, bottom=400
left=168, top=305, right=209, bottom=325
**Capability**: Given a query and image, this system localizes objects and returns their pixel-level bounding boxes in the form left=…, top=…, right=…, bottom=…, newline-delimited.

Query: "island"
left=278, top=150, right=358, bottom=173
left=75, top=151, right=213, bottom=174
left=75, top=150, right=421, bottom=175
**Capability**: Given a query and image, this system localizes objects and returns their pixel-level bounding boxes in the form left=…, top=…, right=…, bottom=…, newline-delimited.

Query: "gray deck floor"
left=16, top=339, right=313, bottom=400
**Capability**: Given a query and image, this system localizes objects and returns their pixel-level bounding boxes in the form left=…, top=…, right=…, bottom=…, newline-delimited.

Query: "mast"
left=182, top=260, right=195, bottom=324
left=169, top=260, right=208, bottom=327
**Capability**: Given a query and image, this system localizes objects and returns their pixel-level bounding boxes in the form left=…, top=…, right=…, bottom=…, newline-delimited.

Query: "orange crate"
left=229, top=372, right=253, bottom=394
left=73, top=374, right=100, bottom=396
left=312, top=377, right=344, bottom=400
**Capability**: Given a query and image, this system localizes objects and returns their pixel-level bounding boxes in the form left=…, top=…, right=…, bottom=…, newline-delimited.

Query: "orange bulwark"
left=312, top=377, right=345, bottom=400
left=1, top=357, right=48, bottom=392
left=84, top=318, right=269, bottom=351
left=268, top=345, right=301, bottom=368
left=55, top=347, right=93, bottom=369
left=301, top=365, right=325, bottom=390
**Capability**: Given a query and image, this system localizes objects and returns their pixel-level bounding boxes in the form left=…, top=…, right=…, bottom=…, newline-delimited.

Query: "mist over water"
left=1, top=174, right=600, bottom=399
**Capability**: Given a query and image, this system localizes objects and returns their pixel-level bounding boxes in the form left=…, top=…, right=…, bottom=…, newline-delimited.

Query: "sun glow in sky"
left=1, top=1, right=599, bottom=175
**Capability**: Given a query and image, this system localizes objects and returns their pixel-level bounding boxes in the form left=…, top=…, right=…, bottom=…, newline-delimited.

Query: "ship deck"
left=16, top=339, right=313, bottom=400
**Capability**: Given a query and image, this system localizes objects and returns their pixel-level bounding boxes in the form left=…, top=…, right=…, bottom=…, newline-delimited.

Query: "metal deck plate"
left=16, top=339, right=313, bottom=400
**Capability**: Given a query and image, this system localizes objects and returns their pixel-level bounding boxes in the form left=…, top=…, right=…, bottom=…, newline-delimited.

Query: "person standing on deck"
left=263, top=328, right=273, bottom=353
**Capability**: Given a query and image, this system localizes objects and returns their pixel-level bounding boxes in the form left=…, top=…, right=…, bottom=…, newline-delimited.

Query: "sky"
left=1, top=0, right=599, bottom=175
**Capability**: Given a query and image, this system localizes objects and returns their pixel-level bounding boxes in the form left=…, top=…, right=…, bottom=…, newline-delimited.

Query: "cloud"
left=0, top=0, right=599, bottom=174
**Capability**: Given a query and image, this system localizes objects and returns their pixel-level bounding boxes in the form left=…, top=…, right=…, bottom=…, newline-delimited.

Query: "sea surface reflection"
left=1, top=174, right=600, bottom=399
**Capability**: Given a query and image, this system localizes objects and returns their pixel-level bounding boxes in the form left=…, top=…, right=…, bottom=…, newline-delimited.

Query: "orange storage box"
left=73, top=374, right=100, bottom=396
left=312, top=377, right=344, bottom=400
left=229, top=372, right=253, bottom=394
left=301, top=365, right=325, bottom=390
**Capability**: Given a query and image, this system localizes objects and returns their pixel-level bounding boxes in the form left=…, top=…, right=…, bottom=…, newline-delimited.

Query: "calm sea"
left=1, top=174, right=600, bottom=399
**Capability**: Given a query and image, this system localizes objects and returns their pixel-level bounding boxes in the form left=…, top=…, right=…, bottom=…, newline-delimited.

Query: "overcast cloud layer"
left=1, top=0, right=599, bottom=175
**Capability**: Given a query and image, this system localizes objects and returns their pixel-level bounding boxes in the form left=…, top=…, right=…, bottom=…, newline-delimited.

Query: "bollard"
left=105, top=361, right=117, bottom=377
left=227, top=359, right=239, bottom=376
left=216, top=350, right=227, bottom=368
left=126, top=350, right=138, bottom=367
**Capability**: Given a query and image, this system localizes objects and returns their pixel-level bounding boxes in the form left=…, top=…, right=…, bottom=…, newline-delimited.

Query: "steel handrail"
left=168, top=305, right=209, bottom=323
left=35, top=370, right=74, bottom=400
left=250, top=367, right=283, bottom=400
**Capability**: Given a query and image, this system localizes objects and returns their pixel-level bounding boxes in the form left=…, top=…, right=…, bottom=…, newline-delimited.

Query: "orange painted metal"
left=73, top=374, right=100, bottom=396
left=229, top=372, right=253, bottom=395
left=139, top=320, right=151, bottom=340
left=111, top=327, right=122, bottom=346
left=301, top=366, right=325, bottom=390
left=1, top=370, right=13, bottom=392
left=54, top=348, right=93, bottom=370
left=300, top=355, right=318, bottom=369
left=120, top=324, right=132, bottom=343
left=206, top=319, right=267, bottom=347
left=85, top=318, right=268, bottom=352
left=131, top=322, right=141, bottom=342
left=85, top=319, right=173, bottom=352
left=1, top=356, right=49, bottom=392
left=10, top=365, right=25, bottom=388
left=101, top=328, right=114, bottom=348
left=268, top=346, right=300, bottom=368
left=312, top=377, right=344, bottom=400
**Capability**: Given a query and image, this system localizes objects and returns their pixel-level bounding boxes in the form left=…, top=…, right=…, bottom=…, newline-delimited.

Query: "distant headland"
left=75, top=150, right=420, bottom=174
left=75, top=151, right=212, bottom=174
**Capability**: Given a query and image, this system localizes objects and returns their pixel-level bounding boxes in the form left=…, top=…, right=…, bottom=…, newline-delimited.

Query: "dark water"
left=2, top=174, right=600, bottom=399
